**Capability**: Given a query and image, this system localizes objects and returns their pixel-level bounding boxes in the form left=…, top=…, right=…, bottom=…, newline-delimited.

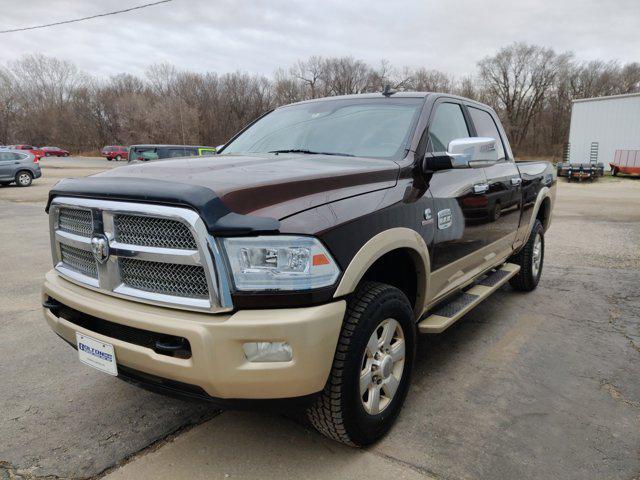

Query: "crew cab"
left=42, top=92, right=555, bottom=446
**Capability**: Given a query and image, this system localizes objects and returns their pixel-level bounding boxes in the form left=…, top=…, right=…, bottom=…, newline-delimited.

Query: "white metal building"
left=568, top=92, right=640, bottom=170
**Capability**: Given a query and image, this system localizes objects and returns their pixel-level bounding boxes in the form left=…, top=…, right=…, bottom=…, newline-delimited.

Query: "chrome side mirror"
left=215, top=144, right=225, bottom=153
left=447, top=137, right=499, bottom=168
left=423, top=137, right=499, bottom=173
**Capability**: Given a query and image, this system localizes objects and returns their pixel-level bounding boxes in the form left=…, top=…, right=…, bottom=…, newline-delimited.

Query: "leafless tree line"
left=0, top=43, right=638, bottom=158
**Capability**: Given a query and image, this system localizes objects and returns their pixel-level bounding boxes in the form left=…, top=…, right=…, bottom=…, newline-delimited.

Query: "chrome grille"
left=58, top=208, right=93, bottom=237
left=48, top=197, right=233, bottom=313
left=60, top=243, right=98, bottom=278
left=114, top=214, right=197, bottom=250
left=120, top=258, right=208, bottom=298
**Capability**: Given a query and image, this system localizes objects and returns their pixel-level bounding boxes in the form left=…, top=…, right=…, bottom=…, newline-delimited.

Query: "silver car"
left=0, top=148, right=42, bottom=187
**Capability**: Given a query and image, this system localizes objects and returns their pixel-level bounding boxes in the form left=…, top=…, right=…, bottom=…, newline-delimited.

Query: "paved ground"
left=0, top=161, right=638, bottom=480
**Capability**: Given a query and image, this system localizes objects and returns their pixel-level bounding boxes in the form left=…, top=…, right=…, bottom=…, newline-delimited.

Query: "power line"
left=0, top=0, right=172, bottom=34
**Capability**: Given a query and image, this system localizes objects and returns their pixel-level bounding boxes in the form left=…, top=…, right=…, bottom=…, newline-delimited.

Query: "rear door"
left=425, top=99, right=493, bottom=301
left=0, top=152, right=21, bottom=180
left=0, top=152, right=16, bottom=180
left=467, top=105, right=522, bottom=259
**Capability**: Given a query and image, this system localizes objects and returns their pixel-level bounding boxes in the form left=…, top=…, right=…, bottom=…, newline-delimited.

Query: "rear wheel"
left=306, top=282, right=415, bottom=446
left=15, top=170, right=33, bottom=187
left=509, top=219, right=544, bottom=292
left=115, top=154, right=122, bottom=161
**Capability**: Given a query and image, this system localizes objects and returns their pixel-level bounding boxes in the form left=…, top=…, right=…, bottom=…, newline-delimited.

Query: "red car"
left=101, top=145, right=129, bottom=161
left=42, top=146, right=70, bottom=157
left=12, top=145, right=45, bottom=160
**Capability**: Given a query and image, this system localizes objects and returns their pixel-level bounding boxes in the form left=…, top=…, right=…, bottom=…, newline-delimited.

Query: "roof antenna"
left=382, top=84, right=396, bottom=97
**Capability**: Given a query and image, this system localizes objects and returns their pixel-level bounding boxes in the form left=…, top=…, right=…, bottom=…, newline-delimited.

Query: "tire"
left=15, top=170, right=33, bottom=187
left=106, top=157, right=112, bottom=161
left=612, top=168, right=618, bottom=176
left=306, top=282, right=416, bottom=446
left=509, top=219, right=544, bottom=292
left=115, top=155, right=122, bottom=161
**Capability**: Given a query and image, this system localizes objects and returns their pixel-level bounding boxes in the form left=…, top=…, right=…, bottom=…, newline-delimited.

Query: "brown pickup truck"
left=42, top=92, right=555, bottom=446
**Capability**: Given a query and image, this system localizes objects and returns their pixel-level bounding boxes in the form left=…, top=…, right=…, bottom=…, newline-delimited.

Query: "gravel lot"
left=1, top=159, right=638, bottom=479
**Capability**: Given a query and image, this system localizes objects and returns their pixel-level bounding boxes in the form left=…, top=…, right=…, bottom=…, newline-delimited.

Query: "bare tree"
left=0, top=49, right=637, bottom=156
left=478, top=42, right=571, bottom=152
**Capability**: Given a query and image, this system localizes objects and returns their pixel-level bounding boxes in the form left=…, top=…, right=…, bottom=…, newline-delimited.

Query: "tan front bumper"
left=43, top=270, right=345, bottom=399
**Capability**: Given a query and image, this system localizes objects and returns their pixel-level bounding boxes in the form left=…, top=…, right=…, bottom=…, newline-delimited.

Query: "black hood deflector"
left=46, top=177, right=280, bottom=236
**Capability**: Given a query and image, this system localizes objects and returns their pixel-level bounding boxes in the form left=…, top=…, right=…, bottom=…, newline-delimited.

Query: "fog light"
left=243, top=342, right=293, bottom=362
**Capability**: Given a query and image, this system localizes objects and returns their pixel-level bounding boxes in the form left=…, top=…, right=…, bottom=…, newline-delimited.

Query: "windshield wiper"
left=268, top=149, right=354, bottom=157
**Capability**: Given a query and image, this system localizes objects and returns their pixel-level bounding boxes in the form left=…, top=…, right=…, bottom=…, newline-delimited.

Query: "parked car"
left=0, top=148, right=42, bottom=187
left=101, top=146, right=129, bottom=161
left=43, top=92, right=555, bottom=446
left=128, top=144, right=217, bottom=162
left=42, top=146, right=70, bottom=157
left=11, top=144, right=45, bottom=160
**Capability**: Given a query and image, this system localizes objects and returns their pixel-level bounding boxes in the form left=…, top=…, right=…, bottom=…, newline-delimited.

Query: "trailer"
left=557, top=162, right=605, bottom=182
left=611, top=150, right=640, bottom=177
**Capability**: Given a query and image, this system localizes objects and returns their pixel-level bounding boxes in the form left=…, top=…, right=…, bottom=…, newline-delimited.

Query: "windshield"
left=221, top=97, right=423, bottom=160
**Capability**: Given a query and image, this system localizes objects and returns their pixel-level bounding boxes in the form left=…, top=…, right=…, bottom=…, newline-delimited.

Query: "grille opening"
left=119, top=257, right=209, bottom=299
left=46, top=297, right=192, bottom=359
left=60, top=243, right=98, bottom=278
left=114, top=214, right=197, bottom=250
left=58, top=207, right=93, bottom=237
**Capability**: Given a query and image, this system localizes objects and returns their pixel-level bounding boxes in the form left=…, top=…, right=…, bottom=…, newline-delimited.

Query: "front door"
left=424, top=100, right=493, bottom=302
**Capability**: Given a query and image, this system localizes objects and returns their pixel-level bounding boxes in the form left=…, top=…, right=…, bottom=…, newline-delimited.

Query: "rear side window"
left=468, top=107, right=506, bottom=160
left=427, top=103, right=470, bottom=152
left=0, top=152, right=22, bottom=160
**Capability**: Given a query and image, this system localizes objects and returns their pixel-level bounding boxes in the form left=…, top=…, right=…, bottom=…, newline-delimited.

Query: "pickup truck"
left=42, top=92, right=555, bottom=446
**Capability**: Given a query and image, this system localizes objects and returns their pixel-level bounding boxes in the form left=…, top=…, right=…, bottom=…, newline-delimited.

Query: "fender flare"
left=518, top=186, right=553, bottom=248
left=333, top=227, right=430, bottom=316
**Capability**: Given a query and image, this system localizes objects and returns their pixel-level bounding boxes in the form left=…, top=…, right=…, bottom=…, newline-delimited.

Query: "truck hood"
left=48, top=153, right=399, bottom=235
left=93, top=153, right=399, bottom=218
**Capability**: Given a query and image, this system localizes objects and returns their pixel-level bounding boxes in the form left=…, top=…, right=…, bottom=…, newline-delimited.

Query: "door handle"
left=510, top=177, right=522, bottom=186
left=473, top=183, right=489, bottom=194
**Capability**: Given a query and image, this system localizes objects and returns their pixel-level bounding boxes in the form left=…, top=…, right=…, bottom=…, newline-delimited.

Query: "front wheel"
left=612, top=168, right=618, bottom=176
left=509, top=219, right=544, bottom=291
left=115, top=155, right=122, bottom=161
left=307, top=282, right=415, bottom=446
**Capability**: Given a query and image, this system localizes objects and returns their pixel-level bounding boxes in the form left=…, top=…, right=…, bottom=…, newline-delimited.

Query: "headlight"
left=221, top=236, right=340, bottom=291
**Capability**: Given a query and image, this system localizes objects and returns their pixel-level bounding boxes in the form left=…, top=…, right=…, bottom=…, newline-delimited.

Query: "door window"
left=167, top=148, right=187, bottom=158
left=427, top=103, right=470, bottom=152
left=468, top=107, right=506, bottom=160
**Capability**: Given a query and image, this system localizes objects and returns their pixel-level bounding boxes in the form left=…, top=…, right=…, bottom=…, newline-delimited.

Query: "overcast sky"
left=0, top=0, right=638, bottom=79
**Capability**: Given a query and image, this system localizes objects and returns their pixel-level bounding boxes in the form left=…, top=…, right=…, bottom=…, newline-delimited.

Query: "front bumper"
left=43, top=270, right=345, bottom=399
